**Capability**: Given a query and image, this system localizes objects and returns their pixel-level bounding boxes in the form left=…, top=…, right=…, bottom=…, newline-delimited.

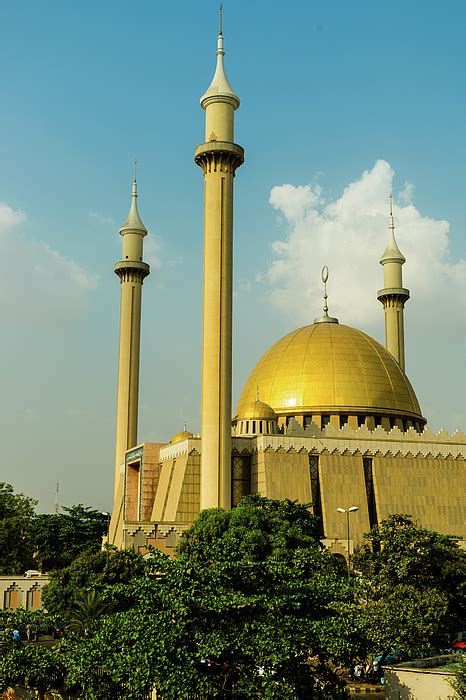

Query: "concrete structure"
left=0, top=575, right=49, bottom=611
left=108, top=18, right=465, bottom=559
left=195, top=22, right=244, bottom=510
left=384, top=656, right=458, bottom=700
left=377, top=195, right=409, bottom=370
left=113, top=178, right=150, bottom=498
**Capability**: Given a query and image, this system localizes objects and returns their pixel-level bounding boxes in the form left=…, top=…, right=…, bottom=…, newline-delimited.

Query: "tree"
left=0, top=482, right=36, bottom=574
left=447, top=655, right=466, bottom=699
left=351, top=514, right=466, bottom=654
left=61, top=497, right=358, bottom=698
left=42, top=547, right=147, bottom=622
left=32, top=505, right=109, bottom=571
left=66, top=588, right=112, bottom=637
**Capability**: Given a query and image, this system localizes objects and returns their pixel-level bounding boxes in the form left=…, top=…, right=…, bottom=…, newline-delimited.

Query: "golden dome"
left=170, top=430, right=194, bottom=444
left=235, top=323, right=424, bottom=423
left=236, top=399, right=277, bottom=421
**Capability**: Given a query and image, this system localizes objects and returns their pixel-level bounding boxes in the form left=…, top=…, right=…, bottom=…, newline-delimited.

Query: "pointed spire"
left=314, top=266, right=339, bottom=324
left=380, top=194, right=405, bottom=265
left=119, top=170, right=147, bottom=236
left=200, top=5, right=240, bottom=110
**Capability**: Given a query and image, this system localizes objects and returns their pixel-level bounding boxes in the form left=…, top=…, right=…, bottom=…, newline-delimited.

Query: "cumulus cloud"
left=0, top=202, right=26, bottom=235
left=88, top=210, right=114, bottom=226
left=265, top=159, right=466, bottom=329
left=0, top=202, right=98, bottom=322
left=145, top=233, right=162, bottom=270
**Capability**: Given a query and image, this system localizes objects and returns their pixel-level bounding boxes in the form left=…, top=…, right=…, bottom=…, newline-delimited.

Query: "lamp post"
left=337, top=506, right=358, bottom=580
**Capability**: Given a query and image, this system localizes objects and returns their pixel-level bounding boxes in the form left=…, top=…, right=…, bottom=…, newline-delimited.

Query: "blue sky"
left=1, top=0, right=465, bottom=512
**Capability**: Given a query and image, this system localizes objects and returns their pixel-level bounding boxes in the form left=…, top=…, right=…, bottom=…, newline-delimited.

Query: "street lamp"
left=337, top=506, right=358, bottom=579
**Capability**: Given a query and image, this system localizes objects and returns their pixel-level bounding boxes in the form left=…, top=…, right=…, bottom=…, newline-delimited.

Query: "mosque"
left=108, top=20, right=465, bottom=560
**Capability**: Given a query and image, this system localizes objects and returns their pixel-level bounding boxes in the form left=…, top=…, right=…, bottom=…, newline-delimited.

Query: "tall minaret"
left=377, top=195, right=409, bottom=370
left=113, top=176, right=150, bottom=497
left=194, top=8, right=244, bottom=510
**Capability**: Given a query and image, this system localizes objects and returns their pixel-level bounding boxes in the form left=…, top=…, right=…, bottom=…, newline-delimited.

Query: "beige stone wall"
left=175, top=452, right=200, bottom=523
left=319, top=453, right=370, bottom=545
left=140, top=443, right=164, bottom=521
left=385, top=663, right=457, bottom=700
left=251, top=449, right=266, bottom=494
left=151, top=449, right=200, bottom=524
left=0, top=576, right=49, bottom=610
left=374, top=455, right=465, bottom=539
left=113, top=429, right=466, bottom=555
left=261, top=449, right=311, bottom=503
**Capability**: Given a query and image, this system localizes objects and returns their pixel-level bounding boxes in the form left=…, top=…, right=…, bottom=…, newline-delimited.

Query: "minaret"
left=194, top=8, right=244, bottom=510
left=377, top=195, right=409, bottom=370
left=113, top=175, right=150, bottom=497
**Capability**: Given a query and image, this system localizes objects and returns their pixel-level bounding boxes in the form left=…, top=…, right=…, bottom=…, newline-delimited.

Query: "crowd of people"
left=0, top=622, right=62, bottom=642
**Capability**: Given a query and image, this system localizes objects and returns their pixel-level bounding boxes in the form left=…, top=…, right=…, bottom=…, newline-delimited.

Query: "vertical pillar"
left=195, top=28, right=244, bottom=509
left=113, top=180, right=150, bottom=498
left=377, top=196, right=409, bottom=370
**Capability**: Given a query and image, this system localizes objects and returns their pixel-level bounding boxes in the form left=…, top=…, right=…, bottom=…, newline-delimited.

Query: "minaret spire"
left=200, top=7, right=240, bottom=121
left=377, top=195, right=410, bottom=370
left=195, top=13, right=244, bottom=510
left=112, top=176, right=150, bottom=501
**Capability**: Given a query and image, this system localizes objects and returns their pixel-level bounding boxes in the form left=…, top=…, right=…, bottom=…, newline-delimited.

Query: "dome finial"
left=314, top=266, right=339, bottom=324
left=380, top=194, right=405, bottom=264
left=184, top=419, right=187, bottom=432
left=219, top=1, right=223, bottom=35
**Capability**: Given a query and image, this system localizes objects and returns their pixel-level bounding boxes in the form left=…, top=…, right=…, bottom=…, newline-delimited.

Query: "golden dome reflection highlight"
left=235, top=323, right=424, bottom=424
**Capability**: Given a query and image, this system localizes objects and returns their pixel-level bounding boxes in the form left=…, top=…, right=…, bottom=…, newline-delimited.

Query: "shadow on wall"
left=384, top=670, right=415, bottom=700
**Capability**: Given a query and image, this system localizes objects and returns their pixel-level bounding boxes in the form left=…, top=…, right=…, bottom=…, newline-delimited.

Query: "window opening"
left=309, top=455, right=324, bottom=538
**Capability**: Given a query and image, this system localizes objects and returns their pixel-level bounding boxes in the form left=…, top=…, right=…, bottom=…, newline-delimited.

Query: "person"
left=26, top=623, right=32, bottom=641
left=353, top=661, right=364, bottom=682
left=12, top=629, right=20, bottom=642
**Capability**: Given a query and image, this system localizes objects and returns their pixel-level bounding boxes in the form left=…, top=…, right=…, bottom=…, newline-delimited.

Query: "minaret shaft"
left=114, top=272, right=144, bottom=496
left=113, top=181, right=149, bottom=499
left=377, top=197, right=409, bottom=371
left=201, top=169, right=234, bottom=508
left=196, top=24, right=243, bottom=510
left=381, top=296, right=407, bottom=369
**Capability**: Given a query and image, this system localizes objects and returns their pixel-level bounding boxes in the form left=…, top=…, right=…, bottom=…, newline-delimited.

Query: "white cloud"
left=145, top=233, right=162, bottom=270
left=0, top=202, right=26, bottom=235
left=398, top=181, right=415, bottom=205
left=0, top=202, right=98, bottom=322
left=88, top=210, right=114, bottom=226
left=264, top=159, right=466, bottom=329
left=269, top=184, right=322, bottom=223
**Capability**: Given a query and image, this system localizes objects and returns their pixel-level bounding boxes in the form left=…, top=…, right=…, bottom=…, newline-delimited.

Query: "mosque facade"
left=108, top=22, right=465, bottom=560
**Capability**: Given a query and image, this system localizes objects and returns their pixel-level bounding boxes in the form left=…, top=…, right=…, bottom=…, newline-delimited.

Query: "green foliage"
left=62, top=497, right=355, bottom=698
left=32, top=505, right=109, bottom=571
left=0, top=482, right=36, bottom=574
left=0, top=641, right=65, bottom=692
left=66, top=588, right=112, bottom=637
left=352, top=514, right=466, bottom=654
left=42, top=546, right=147, bottom=622
left=447, top=654, right=466, bottom=699
left=0, top=607, right=44, bottom=630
